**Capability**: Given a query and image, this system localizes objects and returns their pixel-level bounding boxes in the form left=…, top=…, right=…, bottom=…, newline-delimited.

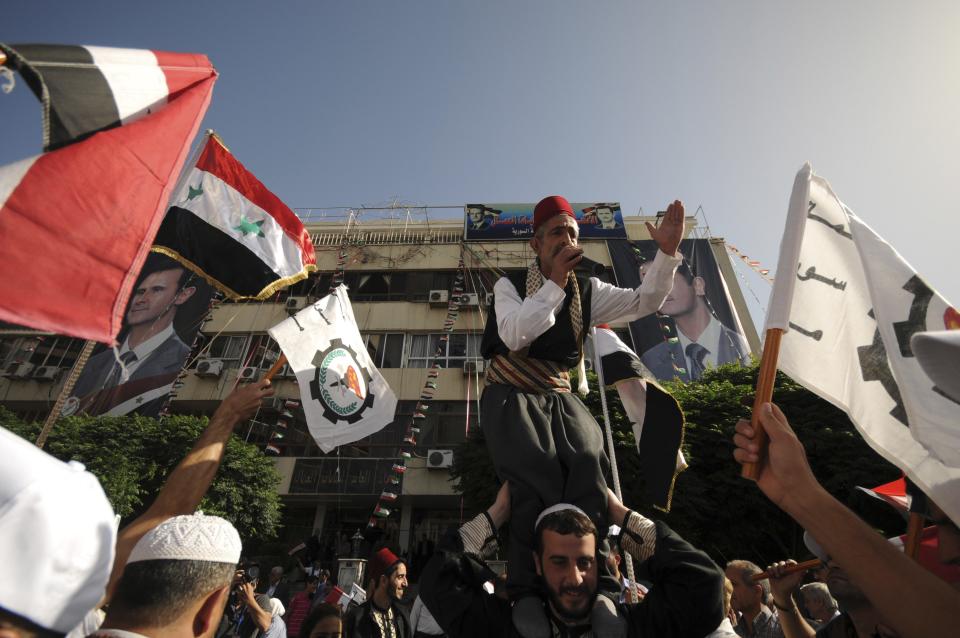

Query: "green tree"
left=0, top=408, right=283, bottom=543
left=450, top=362, right=902, bottom=567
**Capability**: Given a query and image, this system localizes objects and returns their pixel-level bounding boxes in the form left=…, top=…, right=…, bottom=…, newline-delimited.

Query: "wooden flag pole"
left=262, top=354, right=288, bottom=383
left=904, top=512, right=924, bottom=562
left=741, top=328, right=784, bottom=480
left=752, top=558, right=822, bottom=582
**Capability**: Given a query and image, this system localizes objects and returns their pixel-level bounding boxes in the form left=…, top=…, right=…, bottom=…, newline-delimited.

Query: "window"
left=28, top=337, right=83, bottom=368
left=394, top=400, right=476, bottom=452
left=244, top=334, right=292, bottom=376
left=407, top=333, right=481, bottom=368
left=362, top=333, right=405, bottom=368
left=201, top=335, right=248, bottom=370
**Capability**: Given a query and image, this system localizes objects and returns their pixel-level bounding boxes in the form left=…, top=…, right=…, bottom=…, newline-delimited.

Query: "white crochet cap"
left=128, top=512, right=241, bottom=564
left=534, top=503, right=588, bottom=530
left=0, top=426, right=117, bottom=633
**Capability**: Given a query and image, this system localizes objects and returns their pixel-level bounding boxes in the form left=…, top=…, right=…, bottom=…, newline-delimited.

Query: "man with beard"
left=343, top=548, right=411, bottom=638
left=418, top=482, right=723, bottom=638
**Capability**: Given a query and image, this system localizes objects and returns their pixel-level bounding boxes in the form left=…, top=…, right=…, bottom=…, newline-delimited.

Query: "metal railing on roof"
left=311, top=228, right=463, bottom=247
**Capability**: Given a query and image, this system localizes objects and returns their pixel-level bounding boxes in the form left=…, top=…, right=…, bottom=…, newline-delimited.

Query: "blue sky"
left=5, top=1, right=960, bottom=330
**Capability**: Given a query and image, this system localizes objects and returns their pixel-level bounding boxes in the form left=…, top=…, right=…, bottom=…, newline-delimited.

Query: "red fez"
left=368, top=547, right=404, bottom=583
left=533, top=195, right=575, bottom=232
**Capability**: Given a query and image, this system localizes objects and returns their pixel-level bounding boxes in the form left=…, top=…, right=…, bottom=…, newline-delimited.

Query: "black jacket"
left=343, top=599, right=413, bottom=638
left=419, top=517, right=723, bottom=638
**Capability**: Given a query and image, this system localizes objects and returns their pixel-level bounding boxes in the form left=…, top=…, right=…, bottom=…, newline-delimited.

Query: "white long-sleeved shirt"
left=493, top=249, right=682, bottom=352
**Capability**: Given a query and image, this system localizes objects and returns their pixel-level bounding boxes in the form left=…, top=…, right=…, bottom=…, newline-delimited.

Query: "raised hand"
left=215, top=378, right=275, bottom=424
left=646, top=200, right=685, bottom=257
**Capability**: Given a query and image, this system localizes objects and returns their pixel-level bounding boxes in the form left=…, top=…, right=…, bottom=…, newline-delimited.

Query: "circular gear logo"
left=308, top=338, right=375, bottom=424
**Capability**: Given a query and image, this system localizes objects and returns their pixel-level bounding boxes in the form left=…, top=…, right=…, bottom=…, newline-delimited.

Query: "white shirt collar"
left=120, top=323, right=176, bottom=361
left=676, top=315, right=722, bottom=369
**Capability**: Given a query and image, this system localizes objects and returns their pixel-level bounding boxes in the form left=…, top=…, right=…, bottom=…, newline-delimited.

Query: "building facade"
left=0, top=214, right=758, bottom=564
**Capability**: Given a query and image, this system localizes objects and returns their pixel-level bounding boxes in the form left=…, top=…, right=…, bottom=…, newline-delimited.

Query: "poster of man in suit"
left=622, top=239, right=752, bottom=382
left=63, top=252, right=213, bottom=417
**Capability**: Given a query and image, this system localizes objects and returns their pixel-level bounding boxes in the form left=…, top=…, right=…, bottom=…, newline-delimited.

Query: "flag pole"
left=746, top=164, right=813, bottom=480
left=741, top=328, right=783, bottom=480
left=35, top=339, right=97, bottom=448
left=262, top=353, right=288, bottom=382
left=904, top=512, right=924, bottom=561
left=590, top=327, right=639, bottom=603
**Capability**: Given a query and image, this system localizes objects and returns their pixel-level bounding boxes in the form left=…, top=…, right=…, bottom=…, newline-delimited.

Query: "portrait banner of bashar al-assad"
left=608, top=238, right=752, bottom=383
left=62, top=252, right=213, bottom=418
left=463, top=202, right=627, bottom=240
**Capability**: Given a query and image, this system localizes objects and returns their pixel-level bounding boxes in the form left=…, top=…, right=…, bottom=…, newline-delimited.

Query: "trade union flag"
left=151, top=133, right=316, bottom=299
left=767, top=163, right=960, bottom=529
left=0, top=43, right=216, bottom=343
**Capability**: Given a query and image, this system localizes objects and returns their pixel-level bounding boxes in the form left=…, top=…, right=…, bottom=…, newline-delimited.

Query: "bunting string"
left=726, top=243, right=774, bottom=283
left=366, top=257, right=468, bottom=527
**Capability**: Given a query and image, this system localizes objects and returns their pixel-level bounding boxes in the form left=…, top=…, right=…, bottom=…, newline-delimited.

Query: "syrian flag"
left=593, top=326, right=687, bottom=511
left=0, top=43, right=216, bottom=343
left=768, top=163, right=960, bottom=530
left=269, top=286, right=398, bottom=452
left=152, top=134, right=316, bottom=299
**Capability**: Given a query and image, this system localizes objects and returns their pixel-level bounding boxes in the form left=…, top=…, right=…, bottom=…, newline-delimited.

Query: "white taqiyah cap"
left=0, top=426, right=117, bottom=633
left=127, top=512, right=242, bottom=564
left=535, top=503, right=588, bottom=530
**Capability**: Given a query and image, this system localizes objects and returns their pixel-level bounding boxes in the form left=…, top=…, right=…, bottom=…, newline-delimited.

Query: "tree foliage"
left=450, top=362, right=903, bottom=567
left=1, top=408, right=283, bottom=543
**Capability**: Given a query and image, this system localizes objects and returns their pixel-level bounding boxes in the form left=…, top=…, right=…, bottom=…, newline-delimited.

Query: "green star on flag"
left=234, top=216, right=266, bottom=237
left=187, top=182, right=203, bottom=201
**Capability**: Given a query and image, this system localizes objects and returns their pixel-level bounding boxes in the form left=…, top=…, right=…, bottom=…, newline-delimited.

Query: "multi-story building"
left=0, top=212, right=758, bottom=560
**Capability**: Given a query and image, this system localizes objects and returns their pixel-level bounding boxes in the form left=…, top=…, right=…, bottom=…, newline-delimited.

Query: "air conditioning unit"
left=285, top=296, right=309, bottom=313
left=237, top=366, right=260, bottom=382
left=460, top=293, right=480, bottom=308
left=463, top=360, right=485, bottom=376
left=426, top=449, right=454, bottom=469
left=32, top=365, right=62, bottom=381
left=6, top=362, right=34, bottom=379
left=195, top=358, right=225, bottom=378
left=428, top=290, right=449, bottom=307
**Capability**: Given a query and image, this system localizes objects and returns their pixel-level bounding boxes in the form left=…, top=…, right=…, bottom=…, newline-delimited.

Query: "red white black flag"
left=0, top=43, right=216, bottom=343
left=152, top=134, right=317, bottom=299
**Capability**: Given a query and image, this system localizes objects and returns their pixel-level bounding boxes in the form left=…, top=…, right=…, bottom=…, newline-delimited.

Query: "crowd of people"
left=2, top=196, right=959, bottom=638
